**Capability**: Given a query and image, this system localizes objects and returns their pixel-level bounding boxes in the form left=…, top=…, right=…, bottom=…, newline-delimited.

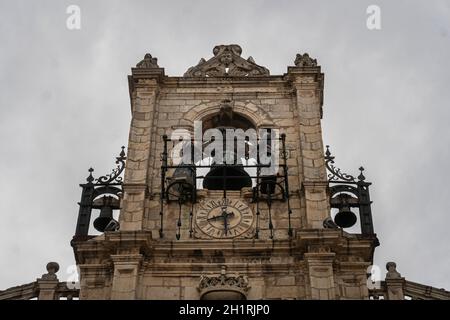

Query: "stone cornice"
left=110, top=254, right=143, bottom=266
left=128, top=68, right=165, bottom=106
left=286, top=66, right=324, bottom=113
left=122, top=183, right=147, bottom=194
left=302, top=181, right=329, bottom=189
left=296, top=229, right=378, bottom=262
left=72, top=229, right=377, bottom=268
left=130, top=67, right=165, bottom=82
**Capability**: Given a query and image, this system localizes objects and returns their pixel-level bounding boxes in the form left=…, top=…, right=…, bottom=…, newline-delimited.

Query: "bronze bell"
left=93, top=196, right=115, bottom=232
left=203, top=164, right=252, bottom=190
left=334, top=205, right=357, bottom=228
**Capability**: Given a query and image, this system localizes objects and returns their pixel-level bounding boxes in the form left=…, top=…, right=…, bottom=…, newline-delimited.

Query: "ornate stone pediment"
left=184, top=44, right=269, bottom=77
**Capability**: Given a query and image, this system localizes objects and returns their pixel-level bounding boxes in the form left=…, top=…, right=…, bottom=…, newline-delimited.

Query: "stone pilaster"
left=111, top=254, right=143, bottom=300
left=288, top=63, right=329, bottom=228
left=120, top=67, right=164, bottom=230
left=337, top=262, right=371, bottom=299
left=305, top=252, right=336, bottom=300
left=303, top=181, right=329, bottom=228
left=37, top=279, right=59, bottom=300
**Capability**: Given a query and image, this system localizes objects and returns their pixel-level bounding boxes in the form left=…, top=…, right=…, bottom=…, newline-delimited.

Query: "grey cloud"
left=0, top=0, right=449, bottom=289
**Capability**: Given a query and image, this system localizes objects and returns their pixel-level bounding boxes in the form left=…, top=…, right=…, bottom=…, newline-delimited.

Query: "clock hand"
left=207, top=215, right=224, bottom=221
left=222, top=209, right=236, bottom=235
left=207, top=209, right=234, bottom=221
left=226, top=211, right=235, bottom=218
left=223, top=214, right=228, bottom=235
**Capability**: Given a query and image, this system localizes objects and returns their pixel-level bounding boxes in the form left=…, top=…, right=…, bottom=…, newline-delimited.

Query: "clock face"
left=195, top=198, right=254, bottom=239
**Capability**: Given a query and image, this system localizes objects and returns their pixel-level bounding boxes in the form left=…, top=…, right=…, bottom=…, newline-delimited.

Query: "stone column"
left=287, top=56, right=329, bottom=229
left=110, top=254, right=143, bottom=300
left=305, top=252, right=336, bottom=300
left=120, top=66, right=164, bottom=231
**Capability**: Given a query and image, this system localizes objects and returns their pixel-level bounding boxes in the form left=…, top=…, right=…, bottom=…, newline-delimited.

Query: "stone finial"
left=136, top=53, right=159, bottom=68
left=40, top=262, right=60, bottom=281
left=386, top=262, right=402, bottom=279
left=184, top=44, right=269, bottom=77
left=294, top=53, right=318, bottom=67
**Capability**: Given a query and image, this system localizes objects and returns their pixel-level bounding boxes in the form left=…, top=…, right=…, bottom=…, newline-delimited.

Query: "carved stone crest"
left=184, top=44, right=269, bottom=77
left=294, top=53, right=318, bottom=67
left=198, top=266, right=250, bottom=300
left=136, top=53, right=159, bottom=68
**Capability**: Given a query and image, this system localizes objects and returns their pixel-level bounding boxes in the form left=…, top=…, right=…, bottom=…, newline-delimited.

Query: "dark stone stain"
left=193, top=249, right=203, bottom=257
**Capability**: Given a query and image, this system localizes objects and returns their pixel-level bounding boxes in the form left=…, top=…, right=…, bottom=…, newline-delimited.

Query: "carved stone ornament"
left=136, top=53, right=159, bottom=68
left=198, top=266, right=250, bottom=300
left=386, top=262, right=402, bottom=279
left=294, top=53, right=318, bottom=67
left=184, top=44, right=269, bottom=77
left=39, top=262, right=60, bottom=281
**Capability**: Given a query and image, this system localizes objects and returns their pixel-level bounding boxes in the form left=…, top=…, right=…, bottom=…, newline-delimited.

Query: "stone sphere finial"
left=386, top=261, right=402, bottom=279
left=40, top=262, right=60, bottom=281
left=386, top=261, right=396, bottom=271
left=46, top=262, right=60, bottom=275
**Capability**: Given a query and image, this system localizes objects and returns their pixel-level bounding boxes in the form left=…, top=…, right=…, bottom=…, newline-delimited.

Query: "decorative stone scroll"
left=184, top=44, right=269, bottom=77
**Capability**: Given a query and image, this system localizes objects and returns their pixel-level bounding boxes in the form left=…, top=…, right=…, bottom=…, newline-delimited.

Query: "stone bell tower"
left=71, top=45, right=379, bottom=300
left=1, top=45, right=449, bottom=301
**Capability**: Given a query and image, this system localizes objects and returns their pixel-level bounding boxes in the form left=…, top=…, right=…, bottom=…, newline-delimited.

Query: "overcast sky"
left=1, top=0, right=449, bottom=292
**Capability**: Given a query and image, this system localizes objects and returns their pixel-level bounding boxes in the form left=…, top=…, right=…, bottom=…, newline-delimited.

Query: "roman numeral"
left=197, top=210, right=207, bottom=217
left=240, top=222, right=250, bottom=229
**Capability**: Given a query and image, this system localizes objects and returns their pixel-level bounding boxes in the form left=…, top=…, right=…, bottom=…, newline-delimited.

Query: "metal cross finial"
left=86, top=168, right=94, bottom=184
left=119, top=146, right=126, bottom=158
left=325, top=145, right=332, bottom=157
left=358, top=166, right=366, bottom=181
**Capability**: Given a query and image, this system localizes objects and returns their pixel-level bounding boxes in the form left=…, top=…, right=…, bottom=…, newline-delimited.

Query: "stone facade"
left=70, top=45, right=382, bottom=300
left=1, top=45, right=449, bottom=301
